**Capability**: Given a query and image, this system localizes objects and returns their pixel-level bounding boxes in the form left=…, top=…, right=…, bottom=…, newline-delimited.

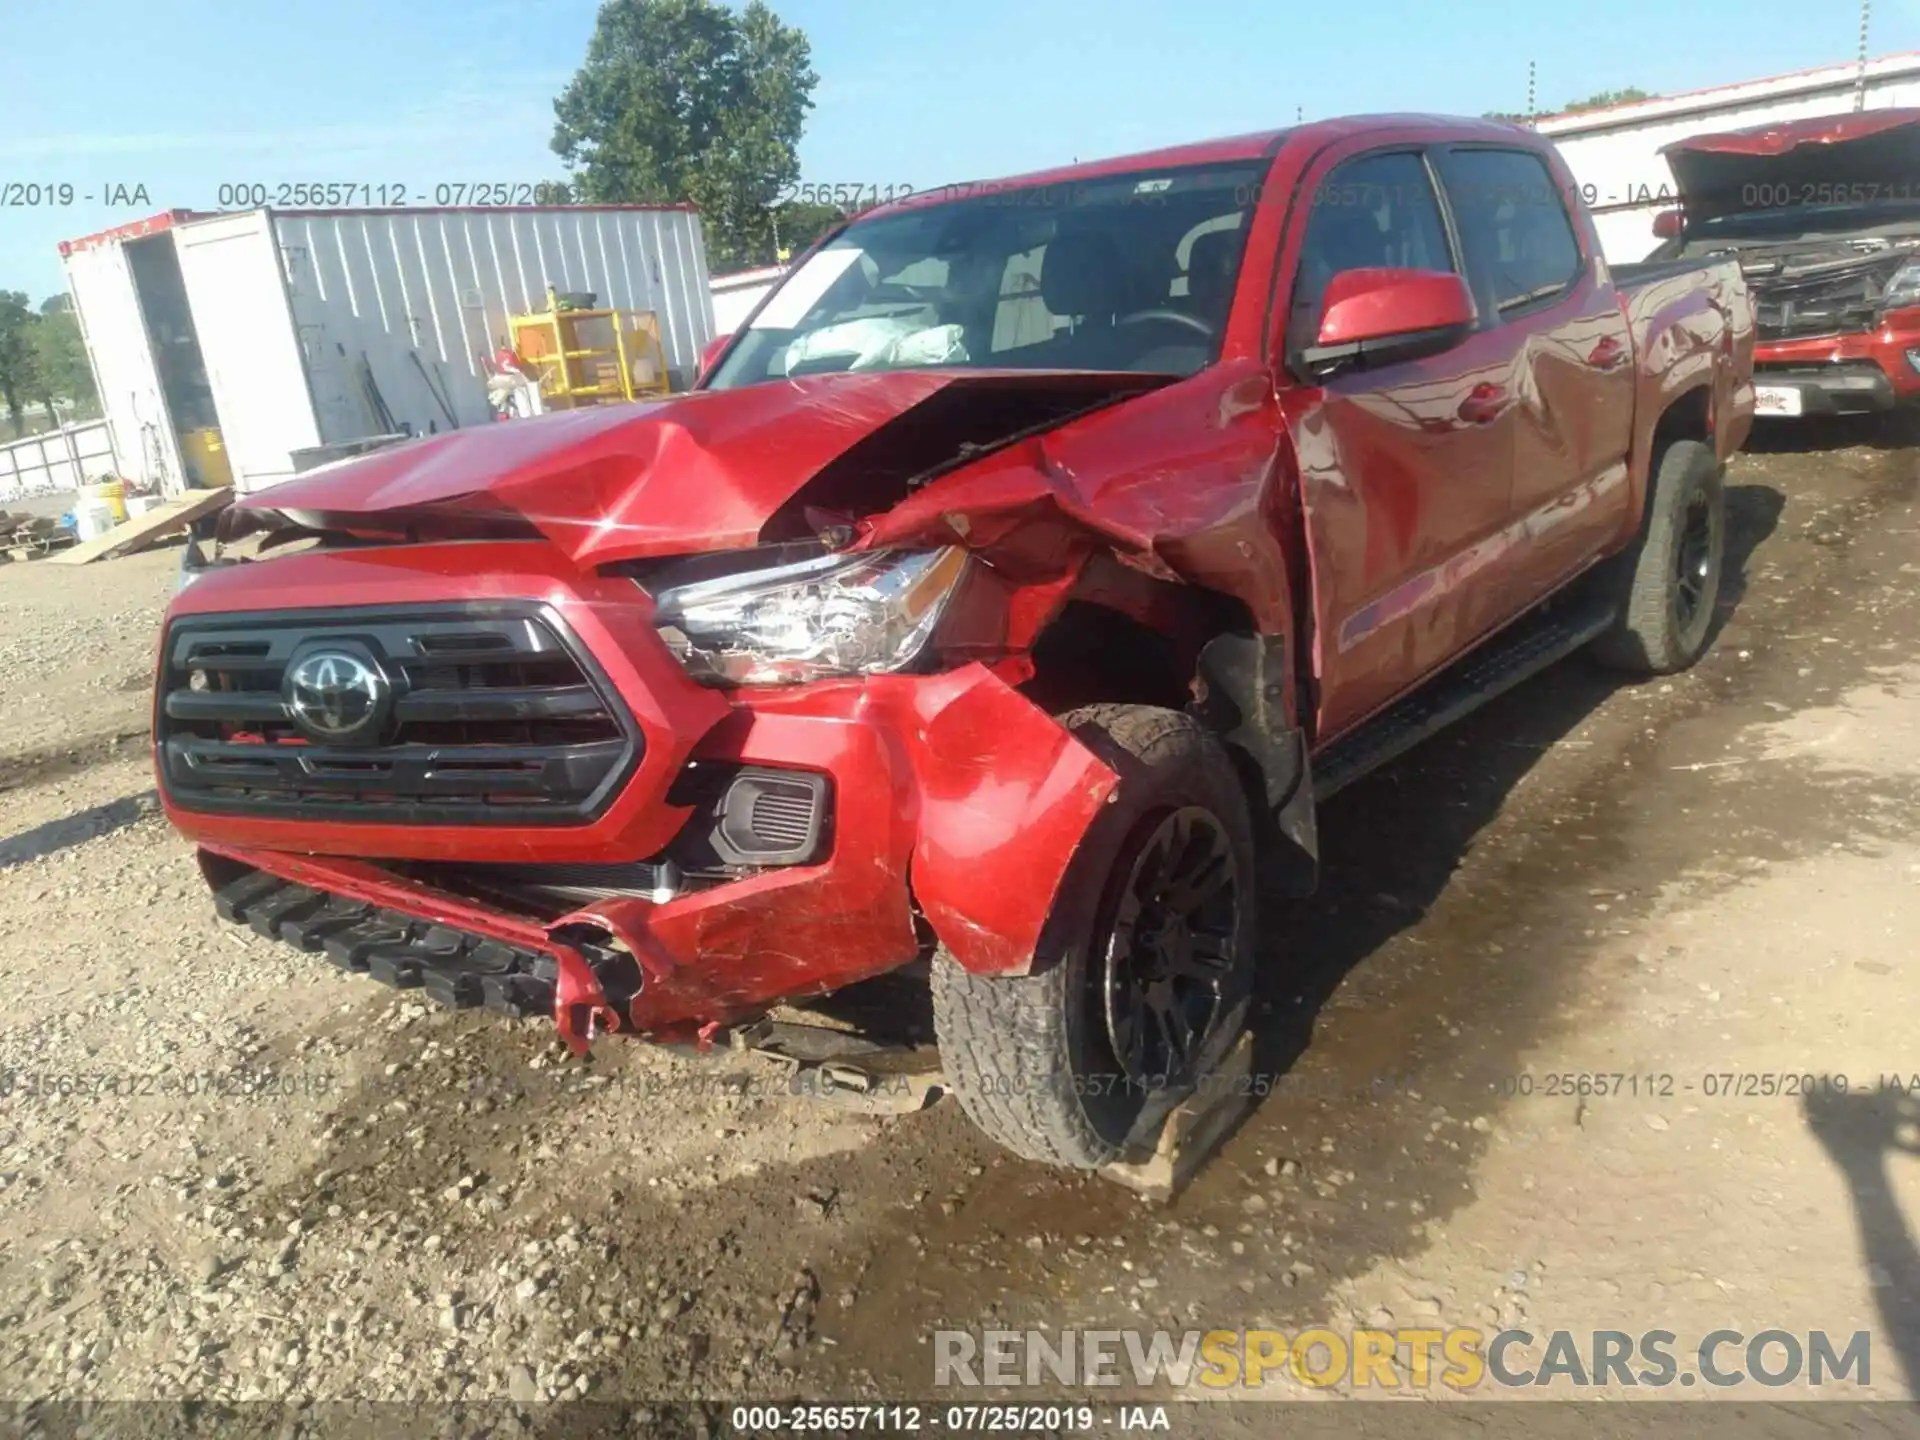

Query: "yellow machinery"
left=508, top=286, right=672, bottom=409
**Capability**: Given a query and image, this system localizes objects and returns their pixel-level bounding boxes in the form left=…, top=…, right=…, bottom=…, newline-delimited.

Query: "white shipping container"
left=709, top=263, right=788, bottom=335
left=61, top=213, right=188, bottom=494
left=61, top=204, right=716, bottom=495
left=1539, top=51, right=1920, bottom=264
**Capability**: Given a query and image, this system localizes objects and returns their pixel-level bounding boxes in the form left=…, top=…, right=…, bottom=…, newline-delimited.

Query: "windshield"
left=704, top=161, right=1265, bottom=389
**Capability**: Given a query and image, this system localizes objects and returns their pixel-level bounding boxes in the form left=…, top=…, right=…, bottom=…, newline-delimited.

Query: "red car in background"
left=159, top=115, right=1753, bottom=1170
left=1652, top=109, right=1920, bottom=418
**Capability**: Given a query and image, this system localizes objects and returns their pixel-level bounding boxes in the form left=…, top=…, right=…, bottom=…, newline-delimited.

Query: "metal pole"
left=1857, top=0, right=1872, bottom=111
left=1527, top=60, right=1537, bottom=125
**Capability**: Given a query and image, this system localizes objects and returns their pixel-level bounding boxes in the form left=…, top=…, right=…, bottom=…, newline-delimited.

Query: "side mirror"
left=696, top=333, right=733, bottom=385
left=1300, top=268, right=1476, bottom=377
left=1651, top=209, right=1683, bottom=240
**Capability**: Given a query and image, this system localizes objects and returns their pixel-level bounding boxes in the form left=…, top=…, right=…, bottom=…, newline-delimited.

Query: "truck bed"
left=1609, top=255, right=1726, bottom=287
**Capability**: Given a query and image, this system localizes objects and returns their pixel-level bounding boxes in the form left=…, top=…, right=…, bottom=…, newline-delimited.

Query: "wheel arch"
left=1620, top=381, right=1714, bottom=554
left=1016, top=562, right=1320, bottom=901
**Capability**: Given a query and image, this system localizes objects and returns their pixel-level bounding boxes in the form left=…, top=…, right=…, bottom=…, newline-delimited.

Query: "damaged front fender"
left=875, top=664, right=1119, bottom=976
left=858, top=360, right=1301, bottom=636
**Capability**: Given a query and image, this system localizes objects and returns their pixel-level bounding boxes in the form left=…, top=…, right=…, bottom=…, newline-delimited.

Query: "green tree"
left=0, top=292, right=38, bottom=440
left=551, top=0, right=819, bottom=270
left=769, top=198, right=844, bottom=262
left=31, top=294, right=95, bottom=423
left=1485, top=87, right=1655, bottom=123
left=1559, top=87, right=1655, bottom=113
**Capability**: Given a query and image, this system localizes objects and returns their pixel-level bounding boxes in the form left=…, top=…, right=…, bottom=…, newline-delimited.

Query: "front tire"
left=1591, top=437, right=1725, bottom=674
left=930, top=704, right=1258, bottom=1169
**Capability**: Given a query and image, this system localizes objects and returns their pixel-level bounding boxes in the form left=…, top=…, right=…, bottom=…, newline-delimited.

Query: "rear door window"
left=1436, top=148, right=1584, bottom=317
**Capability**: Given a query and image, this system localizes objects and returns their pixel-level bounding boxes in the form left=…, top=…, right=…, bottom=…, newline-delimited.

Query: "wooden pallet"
left=1, top=513, right=76, bottom=561
left=50, top=487, right=231, bottom=566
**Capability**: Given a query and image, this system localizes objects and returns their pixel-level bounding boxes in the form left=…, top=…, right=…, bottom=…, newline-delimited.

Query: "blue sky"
left=3, top=0, right=1919, bottom=299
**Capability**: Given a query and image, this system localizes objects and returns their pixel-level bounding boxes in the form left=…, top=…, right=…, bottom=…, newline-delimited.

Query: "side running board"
left=1311, top=601, right=1615, bottom=802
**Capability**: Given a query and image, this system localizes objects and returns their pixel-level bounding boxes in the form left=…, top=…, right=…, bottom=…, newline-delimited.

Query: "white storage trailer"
left=1540, top=51, right=1920, bottom=264
left=709, top=263, right=788, bottom=335
left=61, top=204, right=716, bottom=496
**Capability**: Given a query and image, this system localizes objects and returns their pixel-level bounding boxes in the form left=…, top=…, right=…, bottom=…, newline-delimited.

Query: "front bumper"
left=160, top=542, right=1119, bottom=1046
left=1752, top=307, right=1920, bottom=415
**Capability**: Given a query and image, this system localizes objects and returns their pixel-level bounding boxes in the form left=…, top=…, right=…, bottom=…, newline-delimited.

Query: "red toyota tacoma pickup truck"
left=1650, top=109, right=1920, bottom=418
left=159, top=115, right=1754, bottom=1169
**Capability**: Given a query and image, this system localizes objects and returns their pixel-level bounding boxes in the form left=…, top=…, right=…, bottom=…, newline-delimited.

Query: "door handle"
left=1587, top=335, right=1628, bottom=370
left=1457, top=383, right=1507, bottom=424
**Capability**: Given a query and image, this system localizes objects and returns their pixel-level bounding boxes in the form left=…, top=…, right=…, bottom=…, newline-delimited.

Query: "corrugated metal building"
left=61, top=204, right=715, bottom=495
left=709, top=263, right=788, bottom=334
left=1540, top=51, right=1920, bottom=263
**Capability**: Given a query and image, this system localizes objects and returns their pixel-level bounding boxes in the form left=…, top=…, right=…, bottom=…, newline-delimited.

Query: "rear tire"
left=930, top=704, right=1258, bottom=1169
left=1591, top=437, right=1725, bottom=675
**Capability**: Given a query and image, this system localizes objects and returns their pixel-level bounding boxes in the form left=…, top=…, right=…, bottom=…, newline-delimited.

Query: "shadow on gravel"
left=1804, top=1086, right=1920, bottom=1394
left=1717, top=482, right=1786, bottom=616
left=0, top=788, right=158, bottom=870
left=1743, top=409, right=1920, bottom=455
left=0, top=730, right=151, bottom=797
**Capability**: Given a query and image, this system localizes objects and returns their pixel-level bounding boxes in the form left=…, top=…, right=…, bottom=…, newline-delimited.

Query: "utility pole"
left=1526, top=60, right=1538, bottom=126
left=1857, top=0, right=1872, bottom=111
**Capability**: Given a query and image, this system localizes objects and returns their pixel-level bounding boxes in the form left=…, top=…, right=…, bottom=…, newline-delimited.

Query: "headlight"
left=1884, top=257, right=1920, bottom=310
left=650, top=547, right=970, bottom=686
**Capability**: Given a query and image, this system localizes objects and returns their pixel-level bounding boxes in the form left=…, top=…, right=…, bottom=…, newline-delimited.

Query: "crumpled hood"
left=1662, top=110, right=1920, bottom=224
left=231, top=371, right=965, bottom=567
left=232, top=368, right=1170, bottom=568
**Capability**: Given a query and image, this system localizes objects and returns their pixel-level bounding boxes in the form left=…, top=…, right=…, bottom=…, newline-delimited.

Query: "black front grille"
left=156, top=604, right=642, bottom=825
left=1745, top=254, right=1906, bottom=341
left=1754, top=296, right=1881, bottom=341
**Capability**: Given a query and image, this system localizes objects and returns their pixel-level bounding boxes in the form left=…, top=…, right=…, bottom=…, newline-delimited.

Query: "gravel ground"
left=0, top=426, right=1916, bottom=1430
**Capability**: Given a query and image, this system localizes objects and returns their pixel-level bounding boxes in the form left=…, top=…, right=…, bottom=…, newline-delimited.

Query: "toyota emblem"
left=285, top=650, right=390, bottom=742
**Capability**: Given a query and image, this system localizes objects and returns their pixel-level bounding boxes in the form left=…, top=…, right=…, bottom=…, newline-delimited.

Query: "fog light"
left=1906, top=348, right=1920, bottom=375
left=713, top=770, right=829, bottom=865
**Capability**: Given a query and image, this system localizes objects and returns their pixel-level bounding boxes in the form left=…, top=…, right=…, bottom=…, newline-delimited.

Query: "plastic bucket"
left=72, top=498, right=115, bottom=541
left=85, top=480, right=128, bottom=524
